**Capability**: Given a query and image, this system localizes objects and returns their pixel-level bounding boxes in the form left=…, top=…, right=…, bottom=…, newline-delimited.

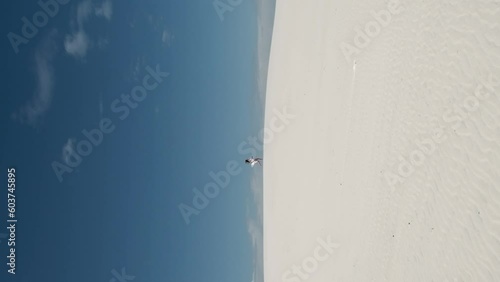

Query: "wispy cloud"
left=95, top=0, right=113, bottom=20
left=247, top=217, right=260, bottom=248
left=76, top=0, right=93, bottom=25
left=246, top=173, right=264, bottom=282
left=161, top=29, right=174, bottom=47
left=13, top=30, right=58, bottom=126
left=64, top=0, right=113, bottom=58
left=64, top=0, right=92, bottom=58
left=62, top=138, right=76, bottom=165
left=64, top=30, right=89, bottom=58
left=250, top=173, right=263, bottom=219
left=129, top=55, right=147, bottom=81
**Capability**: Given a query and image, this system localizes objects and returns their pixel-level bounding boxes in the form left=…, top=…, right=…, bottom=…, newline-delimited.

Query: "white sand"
left=263, top=0, right=500, bottom=281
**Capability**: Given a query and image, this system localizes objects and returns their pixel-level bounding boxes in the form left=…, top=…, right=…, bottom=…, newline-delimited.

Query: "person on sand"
left=245, top=156, right=262, bottom=167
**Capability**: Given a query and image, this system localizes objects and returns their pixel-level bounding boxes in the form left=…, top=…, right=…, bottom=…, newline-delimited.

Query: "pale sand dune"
left=263, top=0, right=500, bottom=281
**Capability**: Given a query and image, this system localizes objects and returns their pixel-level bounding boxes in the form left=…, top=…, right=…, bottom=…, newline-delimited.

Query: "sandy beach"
left=263, top=0, right=500, bottom=281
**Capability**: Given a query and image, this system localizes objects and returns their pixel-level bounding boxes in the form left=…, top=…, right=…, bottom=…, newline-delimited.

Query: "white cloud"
left=246, top=173, right=264, bottom=282
left=76, top=0, right=93, bottom=25
left=64, top=0, right=91, bottom=58
left=95, top=0, right=113, bottom=20
left=247, top=218, right=260, bottom=248
left=62, top=138, right=76, bottom=165
left=161, top=29, right=174, bottom=47
left=130, top=55, right=147, bottom=81
left=64, top=30, right=89, bottom=58
left=250, top=173, right=263, bottom=219
left=64, top=0, right=113, bottom=58
left=14, top=30, right=58, bottom=126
